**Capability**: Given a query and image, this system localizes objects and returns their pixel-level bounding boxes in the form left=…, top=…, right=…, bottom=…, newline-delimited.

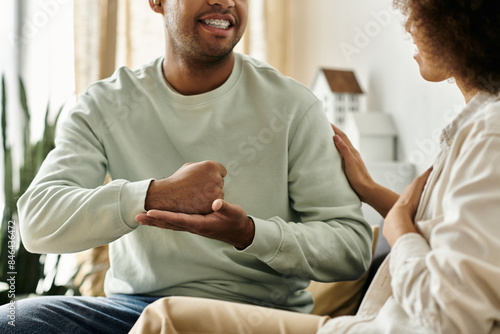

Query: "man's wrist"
left=234, top=217, right=255, bottom=250
left=144, top=180, right=157, bottom=211
left=144, top=179, right=174, bottom=211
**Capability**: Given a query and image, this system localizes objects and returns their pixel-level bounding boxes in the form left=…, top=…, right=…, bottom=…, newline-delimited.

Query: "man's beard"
left=166, top=19, right=244, bottom=65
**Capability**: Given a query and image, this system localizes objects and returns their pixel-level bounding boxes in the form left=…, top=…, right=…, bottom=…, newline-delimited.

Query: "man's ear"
left=149, top=0, right=163, bottom=14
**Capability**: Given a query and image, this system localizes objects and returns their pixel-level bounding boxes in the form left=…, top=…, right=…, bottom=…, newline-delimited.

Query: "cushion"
left=305, top=225, right=379, bottom=317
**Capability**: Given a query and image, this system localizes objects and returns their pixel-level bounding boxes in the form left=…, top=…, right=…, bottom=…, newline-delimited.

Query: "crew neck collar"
left=154, top=53, right=243, bottom=106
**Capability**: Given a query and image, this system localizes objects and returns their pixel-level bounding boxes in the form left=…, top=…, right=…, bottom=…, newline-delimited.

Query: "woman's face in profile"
left=409, top=20, right=452, bottom=83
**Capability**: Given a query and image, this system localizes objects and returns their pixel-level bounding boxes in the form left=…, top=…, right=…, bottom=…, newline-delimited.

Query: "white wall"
left=289, top=0, right=465, bottom=175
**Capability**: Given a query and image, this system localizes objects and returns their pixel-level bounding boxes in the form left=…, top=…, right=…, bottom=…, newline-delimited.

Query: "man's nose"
left=207, top=0, right=235, bottom=9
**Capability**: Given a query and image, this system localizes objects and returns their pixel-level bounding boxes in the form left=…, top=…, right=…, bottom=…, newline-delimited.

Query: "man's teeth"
left=203, top=19, right=231, bottom=30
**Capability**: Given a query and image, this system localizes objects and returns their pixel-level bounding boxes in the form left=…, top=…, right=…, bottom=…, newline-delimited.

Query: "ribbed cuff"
left=119, top=179, right=154, bottom=229
left=241, top=216, right=283, bottom=263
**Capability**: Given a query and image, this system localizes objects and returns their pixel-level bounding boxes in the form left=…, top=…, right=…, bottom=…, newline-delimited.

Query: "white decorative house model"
left=310, top=68, right=364, bottom=127
left=344, top=112, right=398, bottom=161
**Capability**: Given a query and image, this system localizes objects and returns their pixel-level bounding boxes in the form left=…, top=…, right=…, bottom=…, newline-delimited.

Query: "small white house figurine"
left=344, top=112, right=398, bottom=161
left=310, top=68, right=364, bottom=127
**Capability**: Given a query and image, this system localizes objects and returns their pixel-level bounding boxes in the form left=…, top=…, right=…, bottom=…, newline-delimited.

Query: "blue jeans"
left=0, top=294, right=162, bottom=334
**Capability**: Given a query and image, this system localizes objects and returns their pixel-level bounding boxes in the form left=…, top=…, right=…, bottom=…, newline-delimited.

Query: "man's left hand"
left=135, top=199, right=255, bottom=250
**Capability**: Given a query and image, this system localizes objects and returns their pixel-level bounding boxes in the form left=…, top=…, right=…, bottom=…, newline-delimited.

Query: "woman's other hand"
left=383, top=167, right=433, bottom=247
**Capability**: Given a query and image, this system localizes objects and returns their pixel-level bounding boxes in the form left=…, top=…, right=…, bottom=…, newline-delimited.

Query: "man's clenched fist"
left=145, top=160, right=227, bottom=214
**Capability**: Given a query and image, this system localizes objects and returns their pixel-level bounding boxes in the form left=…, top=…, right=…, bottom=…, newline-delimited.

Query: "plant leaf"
left=4, top=148, right=14, bottom=211
left=1, top=75, right=6, bottom=154
left=18, top=77, right=30, bottom=123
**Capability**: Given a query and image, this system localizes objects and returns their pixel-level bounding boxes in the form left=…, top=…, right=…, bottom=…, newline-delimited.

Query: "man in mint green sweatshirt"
left=3, top=0, right=372, bottom=332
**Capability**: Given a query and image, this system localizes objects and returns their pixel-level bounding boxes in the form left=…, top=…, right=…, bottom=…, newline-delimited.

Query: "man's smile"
left=198, top=12, right=236, bottom=35
left=202, top=19, right=231, bottom=30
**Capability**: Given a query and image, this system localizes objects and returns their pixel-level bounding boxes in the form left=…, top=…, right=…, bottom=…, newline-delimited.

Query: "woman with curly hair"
left=129, top=1, right=500, bottom=333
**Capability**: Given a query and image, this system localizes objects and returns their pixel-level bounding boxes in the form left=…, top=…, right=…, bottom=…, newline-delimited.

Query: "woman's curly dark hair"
left=393, top=0, right=500, bottom=93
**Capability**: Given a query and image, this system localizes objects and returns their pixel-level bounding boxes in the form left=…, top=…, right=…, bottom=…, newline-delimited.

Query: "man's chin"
left=197, top=46, right=237, bottom=62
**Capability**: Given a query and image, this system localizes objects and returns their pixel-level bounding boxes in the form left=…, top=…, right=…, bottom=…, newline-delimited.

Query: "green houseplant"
left=0, top=75, right=68, bottom=304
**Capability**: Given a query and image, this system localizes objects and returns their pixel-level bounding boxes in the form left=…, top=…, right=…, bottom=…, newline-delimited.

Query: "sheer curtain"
left=74, top=0, right=119, bottom=93
left=74, top=0, right=164, bottom=94
left=224, top=0, right=291, bottom=75
left=261, top=0, right=291, bottom=75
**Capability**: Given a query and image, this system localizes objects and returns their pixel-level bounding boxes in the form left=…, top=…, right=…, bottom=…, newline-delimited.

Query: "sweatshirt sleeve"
left=243, top=101, right=373, bottom=282
left=389, top=131, right=500, bottom=334
left=17, top=96, right=151, bottom=254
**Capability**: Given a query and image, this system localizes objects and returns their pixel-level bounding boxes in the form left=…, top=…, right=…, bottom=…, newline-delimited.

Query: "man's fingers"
left=136, top=213, right=185, bottom=230
left=205, top=160, right=227, bottom=183
left=212, top=199, right=237, bottom=215
left=216, top=162, right=228, bottom=178
left=211, top=200, right=244, bottom=221
left=136, top=212, right=148, bottom=222
left=221, top=168, right=227, bottom=179
left=212, top=199, right=225, bottom=212
left=196, top=160, right=227, bottom=180
left=147, top=210, right=195, bottom=224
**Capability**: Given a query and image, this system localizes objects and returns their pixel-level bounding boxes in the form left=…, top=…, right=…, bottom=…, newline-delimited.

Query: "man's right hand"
left=144, top=161, right=227, bottom=214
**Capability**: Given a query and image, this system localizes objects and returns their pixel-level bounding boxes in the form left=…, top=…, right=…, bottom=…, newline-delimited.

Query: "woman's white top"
left=320, top=91, right=500, bottom=334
